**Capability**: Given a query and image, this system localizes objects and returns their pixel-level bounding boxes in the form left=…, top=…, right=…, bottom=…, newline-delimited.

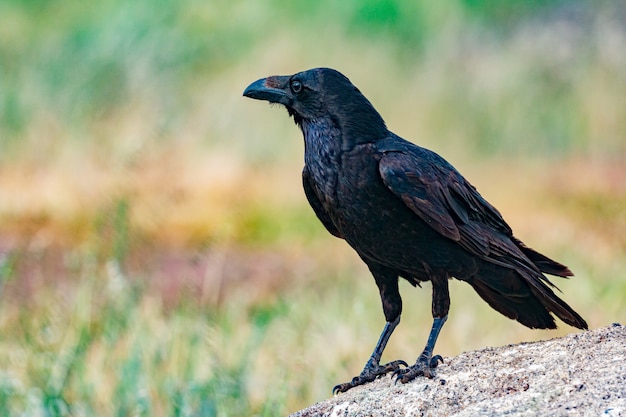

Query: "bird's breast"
left=302, top=119, right=344, bottom=201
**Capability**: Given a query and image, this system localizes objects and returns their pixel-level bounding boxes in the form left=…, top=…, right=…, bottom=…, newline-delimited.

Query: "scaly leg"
left=333, top=316, right=407, bottom=394
left=393, top=276, right=450, bottom=384
left=333, top=263, right=407, bottom=394
left=392, top=315, right=447, bottom=382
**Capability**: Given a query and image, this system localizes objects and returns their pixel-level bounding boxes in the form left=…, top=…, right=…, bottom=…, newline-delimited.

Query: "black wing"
left=377, top=142, right=587, bottom=329
left=377, top=141, right=556, bottom=281
left=302, top=167, right=343, bottom=239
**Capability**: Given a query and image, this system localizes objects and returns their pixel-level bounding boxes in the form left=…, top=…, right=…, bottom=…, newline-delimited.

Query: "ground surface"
left=290, top=324, right=625, bottom=417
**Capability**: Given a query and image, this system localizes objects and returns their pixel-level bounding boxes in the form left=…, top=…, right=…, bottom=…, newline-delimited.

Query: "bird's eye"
left=291, top=80, right=303, bottom=94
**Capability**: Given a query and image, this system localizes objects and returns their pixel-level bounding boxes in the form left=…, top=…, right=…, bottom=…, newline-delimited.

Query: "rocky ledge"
left=290, top=324, right=625, bottom=417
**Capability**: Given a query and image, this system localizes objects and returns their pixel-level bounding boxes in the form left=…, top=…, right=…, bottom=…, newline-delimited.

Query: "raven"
left=243, top=67, right=587, bottom=394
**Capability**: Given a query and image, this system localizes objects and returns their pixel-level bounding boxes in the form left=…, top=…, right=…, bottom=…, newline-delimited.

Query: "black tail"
left=468, top=261, right=588, bottom=330
left=513, top=237, right=573, bottom=278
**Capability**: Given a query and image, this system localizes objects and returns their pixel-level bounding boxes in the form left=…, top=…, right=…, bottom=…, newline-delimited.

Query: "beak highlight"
left=243, top=76, right=290, bottom=104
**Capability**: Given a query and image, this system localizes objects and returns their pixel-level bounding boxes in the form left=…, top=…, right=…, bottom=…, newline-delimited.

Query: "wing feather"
left=378, top=150, right=535, bottom=273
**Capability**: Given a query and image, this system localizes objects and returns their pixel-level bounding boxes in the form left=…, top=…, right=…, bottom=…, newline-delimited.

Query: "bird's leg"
left=393, top=277, right=450, bottom=384
left=333, top=265, right=407, bottom=394
left=332, top=316, right=407, bottom=394
left=393, top=315, right=447, bottom=383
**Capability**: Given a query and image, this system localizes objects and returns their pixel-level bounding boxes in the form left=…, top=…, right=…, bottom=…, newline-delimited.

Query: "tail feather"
left=513, top=237, right=573, bottom=278
left=468, top=262, right=587, bottom=330
left=521, top=269, right=588, bottom=330
left=469, top=274, right=556, bottom=329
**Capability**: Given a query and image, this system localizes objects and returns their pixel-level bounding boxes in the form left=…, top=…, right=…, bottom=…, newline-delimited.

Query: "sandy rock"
left=290, top=324, right=625, bottom=417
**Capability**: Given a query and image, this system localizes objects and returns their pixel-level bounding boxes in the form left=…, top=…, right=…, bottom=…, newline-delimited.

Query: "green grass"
left=1, top=0, right=625, bottom=415
left=1, top=233, right=621, bottom=415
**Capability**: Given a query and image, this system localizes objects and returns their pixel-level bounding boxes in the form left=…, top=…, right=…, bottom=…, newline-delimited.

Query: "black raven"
left=243, top=67, right=587, bottom=394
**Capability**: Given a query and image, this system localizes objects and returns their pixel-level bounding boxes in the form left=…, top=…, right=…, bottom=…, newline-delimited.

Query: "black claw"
left=430, top=355, right=443, bottom=368
left=390, top=353, right=443, bottom=384
left=333, top=358, right=409, bottom=393
left=382, top=359, right=408, bottom=373
left=332, top=383, right=350, bottom=395
left=391, top=367, right=407, bottom=383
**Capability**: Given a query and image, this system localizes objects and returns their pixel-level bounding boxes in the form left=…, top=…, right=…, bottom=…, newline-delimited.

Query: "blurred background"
left=0, top=0, right=625, bottom=415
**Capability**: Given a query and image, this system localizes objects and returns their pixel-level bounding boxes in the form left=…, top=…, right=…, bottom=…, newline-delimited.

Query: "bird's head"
left=243, top=68, right=387, bottom=142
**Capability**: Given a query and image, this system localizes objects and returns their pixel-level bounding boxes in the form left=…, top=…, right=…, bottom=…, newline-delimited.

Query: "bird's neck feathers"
left=332, top=88, right=388, bottom=145
left=287, top=107, right=302, bottom=126
left=300, top=117, right=342, bottom=157
left=294, top=97, right=388, bottom=149
left=340, top=104, right=388, bottom=144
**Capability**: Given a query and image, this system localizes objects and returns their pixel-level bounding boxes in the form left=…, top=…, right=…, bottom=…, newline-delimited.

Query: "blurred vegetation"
left=0, top=0, right=625, bottom=415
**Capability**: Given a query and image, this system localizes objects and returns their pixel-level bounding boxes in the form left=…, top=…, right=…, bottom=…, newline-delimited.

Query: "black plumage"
left=243, top=67, right=587, bottom=393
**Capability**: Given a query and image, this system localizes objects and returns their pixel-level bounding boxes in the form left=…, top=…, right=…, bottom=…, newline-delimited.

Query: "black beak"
left=243, top=75, right=291, bottom=104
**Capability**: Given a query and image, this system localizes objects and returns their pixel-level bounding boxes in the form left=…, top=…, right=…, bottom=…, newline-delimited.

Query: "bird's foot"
left=333, top=359, right=408, bottom=394
left=392, top=353, right=443, bottom=384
